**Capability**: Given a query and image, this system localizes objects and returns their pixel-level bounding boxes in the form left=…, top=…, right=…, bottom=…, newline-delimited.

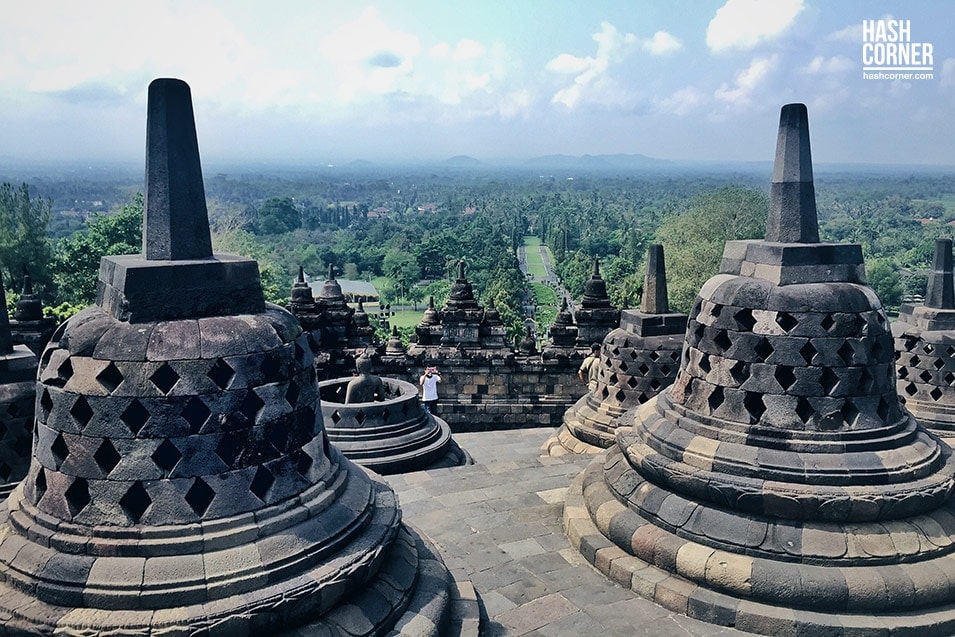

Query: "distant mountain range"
left=523, top=153, right=669, bottom=170
left=442, top=155, right=485, bottom=167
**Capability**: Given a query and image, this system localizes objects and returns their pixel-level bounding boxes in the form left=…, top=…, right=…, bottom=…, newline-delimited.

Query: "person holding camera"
left=420, top=366, right=441, bottom=414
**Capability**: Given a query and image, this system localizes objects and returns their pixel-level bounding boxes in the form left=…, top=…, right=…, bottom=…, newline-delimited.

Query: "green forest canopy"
left=5, top=168, right=955, bottom=336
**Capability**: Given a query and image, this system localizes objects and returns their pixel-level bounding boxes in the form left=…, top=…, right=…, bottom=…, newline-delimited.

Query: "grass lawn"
left=389, top=309, right=423, bottom=328
left=522, top=236, right=549, bottom=279
left=531, top=282, right=557, bottom=305
left=530, top=282, right=558, bottom=330
left=362, top=303, right=422, bottom=329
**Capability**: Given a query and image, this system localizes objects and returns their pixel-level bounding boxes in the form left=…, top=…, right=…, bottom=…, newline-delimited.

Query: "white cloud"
left=715, top=55, right=777, bottom=105
left=429, top=42, right=451, bottom=58
left=655, top=86, right=705, bottom=116
left=707, top=0, right=805, bottom=53
left=829, top=15, right=895, bottom=43
left=643, top=31, right=682, bottom=56
left=941, top=58, right=955, bottom=87
left=318, top=8, right=421, bottom=101
left=546, top=53, right=591, bottom=75
left=546, top=22, right=638, bottom=109
left=827, top=22, right=863, bottom=43
left=2, top=1, right=265, bottom=101
left=454, top=39, right=486, bottom=61
left=497, top=89, right=534, bottom=119
left=809, top=87, right=851, bottom=112
left=803, top=55, right=854, bottom=74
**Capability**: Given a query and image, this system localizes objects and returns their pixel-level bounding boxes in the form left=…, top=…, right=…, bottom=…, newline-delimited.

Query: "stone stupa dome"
left=565, top=103, right=955, bottom=636
left=0, top=77, right=470, bottom=636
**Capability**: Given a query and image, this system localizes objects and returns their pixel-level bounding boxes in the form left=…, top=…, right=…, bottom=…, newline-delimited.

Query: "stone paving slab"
left=383, top=428, right=750, bottom=636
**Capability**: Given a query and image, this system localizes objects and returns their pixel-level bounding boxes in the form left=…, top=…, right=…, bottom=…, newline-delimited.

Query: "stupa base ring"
left=565, top=451, right=955, bottom=636
left=541, top=423, right=606, bottom=456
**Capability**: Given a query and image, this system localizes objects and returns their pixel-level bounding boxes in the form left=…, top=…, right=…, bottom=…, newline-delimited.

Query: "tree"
left=211, top=228, right=286, bottom=304
left=655, top=187, right=768, bottom=313
left=0, top=182, right=53, bottom=296
left=255, top=197, right=301, bottom=235
left=382, top=249, right=420, bottom=306
left=53, top=194, right=143, bottom=305
left=867, top=257, right=903, bottom=310
left=407, top=284, right=425, bottom=311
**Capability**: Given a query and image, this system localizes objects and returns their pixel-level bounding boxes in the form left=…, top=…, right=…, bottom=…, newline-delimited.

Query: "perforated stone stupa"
left=0, top=78, right=473, bottom=636
left=564, top=104, right=955, bottom=635
left=0, top=277, right=37, bottom=497
left=894, top=238, right=955, bottom=436
left=543, top=245, right=685, bottom=456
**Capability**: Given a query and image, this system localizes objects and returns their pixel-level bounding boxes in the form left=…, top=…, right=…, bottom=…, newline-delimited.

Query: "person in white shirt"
left=419, top=366, right=441, bottom=414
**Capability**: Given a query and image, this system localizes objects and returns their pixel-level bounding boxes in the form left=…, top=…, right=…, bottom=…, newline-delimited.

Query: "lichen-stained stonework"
left=894, top=238, right=955, bottom=436
left=320, top=376, right=470, bottom=474
left=574, top=259, right=621, bottom=348
left=544, top=245, right=686, bottom=456
left=565, top=104, right=955, bottom=635
left=0, top=276, right=37, bottom=498
left=543, top=310, right=684, bottom=455
left=0, top=78, right=475, bottom=636
left=9, top=274, right=56, bottom=357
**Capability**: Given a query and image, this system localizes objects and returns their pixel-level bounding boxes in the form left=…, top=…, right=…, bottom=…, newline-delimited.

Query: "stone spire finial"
left=327, top=263, right=335, bottom=281
left=144, top=78, right=213, bottom=261
left=640, top=244, right=669, bottom=314
left=20, top=273, right=32, bottom=296
left=925, top=238, right=955, bottom=309
left=0, top=277, right=12, bottom=355
left=457, top=259, right=466, bottom=280
left=765, top=103, right=820, bottom=244
left=592, top=258, right=601, bottom=278
left=290, top=265, right=314, bottom=305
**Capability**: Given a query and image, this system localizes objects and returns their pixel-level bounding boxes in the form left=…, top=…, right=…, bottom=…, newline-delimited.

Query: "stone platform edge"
left=562, top=453, right=955, bottom=637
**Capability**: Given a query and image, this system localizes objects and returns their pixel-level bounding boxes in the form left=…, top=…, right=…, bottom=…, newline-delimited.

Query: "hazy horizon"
left=3, top=1, right=954, bottom=167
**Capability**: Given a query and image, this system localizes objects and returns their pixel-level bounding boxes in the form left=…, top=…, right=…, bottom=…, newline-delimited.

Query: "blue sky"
left=1, top=0, right=953, bottom=165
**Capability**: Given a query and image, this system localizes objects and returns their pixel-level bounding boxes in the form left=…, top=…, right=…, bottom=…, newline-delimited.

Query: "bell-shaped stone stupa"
left=0, top=78, right=474, bottom=636
left=564, top=104, right=955, bottom=635
left=894, top=238, right=955, bottom=437
left=574, top=259, right=620, bottom=347
left=543, top=244, right=685, bottom=456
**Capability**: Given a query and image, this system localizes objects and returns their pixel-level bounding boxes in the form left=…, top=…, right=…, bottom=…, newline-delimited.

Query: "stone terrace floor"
left=383, top=428, right=750, bottom=636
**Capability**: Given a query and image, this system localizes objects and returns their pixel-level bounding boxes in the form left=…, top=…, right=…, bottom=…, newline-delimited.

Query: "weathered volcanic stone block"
left=566, top=103, right=955, bottom=636
left=0, top=77, right=474, bottom=636
left=893, top=239, right=955, bottom=434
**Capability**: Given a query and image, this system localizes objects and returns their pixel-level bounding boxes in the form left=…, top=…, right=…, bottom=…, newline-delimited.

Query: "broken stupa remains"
left=893, top=238, right=955, bottom=437
left=0, top=78, right=475, bottom=635
left=543, top=244, right=685, bottom=456
left=564, top=103, right=955, bottom=635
